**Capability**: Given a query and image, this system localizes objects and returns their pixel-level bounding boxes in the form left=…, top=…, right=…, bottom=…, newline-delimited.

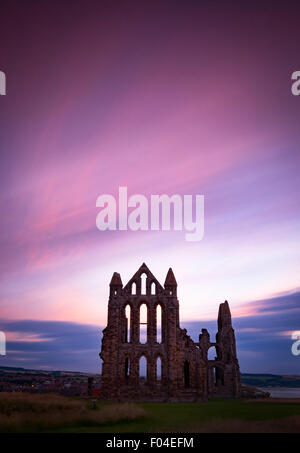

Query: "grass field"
left=0, top=393, right=300, bottom=433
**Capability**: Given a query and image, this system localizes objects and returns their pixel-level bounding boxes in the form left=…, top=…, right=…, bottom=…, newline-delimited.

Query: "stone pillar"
left=148, top=305, right=155, bottom=344
left=132, top=303, right=139, bottom=345
left=166, top=299, right=178, bottom=398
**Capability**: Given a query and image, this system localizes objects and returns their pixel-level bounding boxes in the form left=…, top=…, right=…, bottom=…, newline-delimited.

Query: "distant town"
left=0, top=366, right=299, bottom=398
left=0, top=366, right=101, bottom=397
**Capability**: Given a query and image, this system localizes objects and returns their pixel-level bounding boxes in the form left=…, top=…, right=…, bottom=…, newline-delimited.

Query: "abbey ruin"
left=100, top=263, right=241, bottom=401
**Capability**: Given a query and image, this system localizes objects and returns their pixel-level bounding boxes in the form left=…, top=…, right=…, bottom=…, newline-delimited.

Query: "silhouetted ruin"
left=100, top=263, right=241, bottom=401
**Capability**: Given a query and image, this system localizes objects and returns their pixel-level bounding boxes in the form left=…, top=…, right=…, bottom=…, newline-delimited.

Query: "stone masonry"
left=100, top=263, right=241, bottom=401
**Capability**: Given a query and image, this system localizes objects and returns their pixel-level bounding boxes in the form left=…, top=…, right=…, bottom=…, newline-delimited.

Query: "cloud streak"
left=0, top=2, right=299, bottom=373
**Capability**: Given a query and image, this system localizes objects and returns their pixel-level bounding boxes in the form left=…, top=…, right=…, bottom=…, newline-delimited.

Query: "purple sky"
left=0, top=1, right=300, bottom=373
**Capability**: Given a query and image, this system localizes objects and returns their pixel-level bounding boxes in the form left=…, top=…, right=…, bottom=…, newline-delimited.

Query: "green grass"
left=57, top=398, right=300, bottom=433
left=1, top=393, right=300, bottom=433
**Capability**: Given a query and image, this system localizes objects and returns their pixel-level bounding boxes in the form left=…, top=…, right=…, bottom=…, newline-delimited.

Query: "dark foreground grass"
left=0, top=393, right=146, bottom=433
left=0, top=393, right=300, bottom=433
left=74, top=399, right=300, bottom=433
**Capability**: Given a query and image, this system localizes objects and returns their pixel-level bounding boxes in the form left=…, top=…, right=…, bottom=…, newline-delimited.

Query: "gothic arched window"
left=156, top=357, right=162, bottom=381
left=141, top=273, right=147, bottom=295
left=125, top=357, right=130, bottom=378
left=131, top=282, right=137, bottom=295
left=139, top=356, right=147, bottom=382
left=184, top=360, right=190, bottom=388
left=124, top=304, right=131, bottom=343
left=139, top=303, right=148, bottom=344
left=208, top=346, right=217, bottom=361
left=151, top=282, right=156, bottom=295
left=156, top=304, right=162, bottom=343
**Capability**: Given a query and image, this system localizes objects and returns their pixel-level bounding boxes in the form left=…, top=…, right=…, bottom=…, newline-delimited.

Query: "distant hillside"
left=241, top=374, right=300, bottom=388
left=1, top=367, right=299, bottom=387
left=0, top=366, right=100, bottom=378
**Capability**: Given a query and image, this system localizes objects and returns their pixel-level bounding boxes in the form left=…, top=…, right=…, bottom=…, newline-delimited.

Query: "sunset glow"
left=0, top=1, right=299, bottom=373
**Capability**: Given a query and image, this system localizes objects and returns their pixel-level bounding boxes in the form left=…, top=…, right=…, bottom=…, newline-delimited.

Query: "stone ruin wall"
left=100, top=263, right=241, bottom=401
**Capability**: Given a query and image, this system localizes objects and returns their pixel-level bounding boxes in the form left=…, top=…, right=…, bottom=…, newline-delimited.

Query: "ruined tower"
left=100, top=263, right=241, bottom=401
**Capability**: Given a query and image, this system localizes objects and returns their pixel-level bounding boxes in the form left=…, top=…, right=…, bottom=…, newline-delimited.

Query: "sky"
left=0, top=0, right=299, bottom=374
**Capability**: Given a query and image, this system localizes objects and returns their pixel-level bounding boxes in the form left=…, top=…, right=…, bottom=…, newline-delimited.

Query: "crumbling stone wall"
left=100, top=263, right=241, bottom=401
